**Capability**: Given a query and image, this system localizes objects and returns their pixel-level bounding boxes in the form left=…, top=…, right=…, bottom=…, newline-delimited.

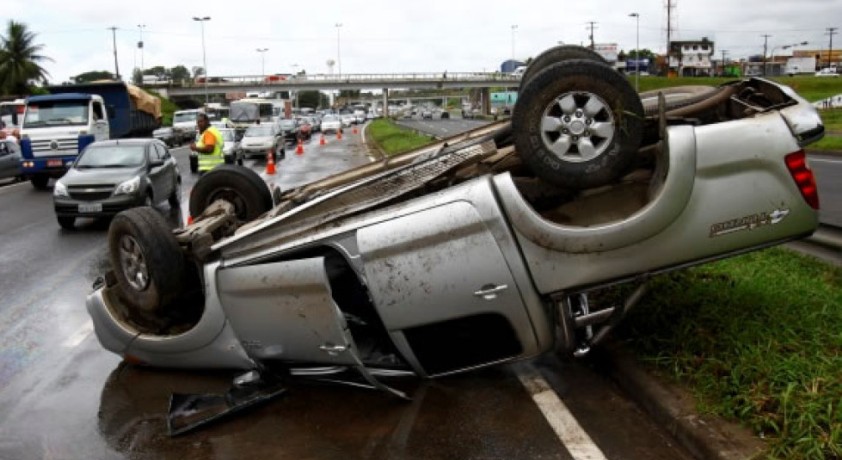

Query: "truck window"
left=92, top=102, right=104, bottom=121
left=23, top=101, right=89, bottom=127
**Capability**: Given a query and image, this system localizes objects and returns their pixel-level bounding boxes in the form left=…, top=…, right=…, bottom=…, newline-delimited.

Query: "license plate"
left=78, top=203, right=103, bottom=213
left=47, top=159, right=62, bottom=167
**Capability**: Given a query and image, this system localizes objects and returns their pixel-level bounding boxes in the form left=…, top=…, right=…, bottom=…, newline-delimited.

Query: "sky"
left=5, top=0, right=841, bottom=83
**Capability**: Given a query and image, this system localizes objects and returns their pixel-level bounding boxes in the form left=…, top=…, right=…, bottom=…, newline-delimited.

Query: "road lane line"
left=807, top=158, right=840, bottom=163
left=0, top=180, right=29, bottom=196
left=61, top=320, right=93, bottom=348
left=516, top=364, right=608, bottom=460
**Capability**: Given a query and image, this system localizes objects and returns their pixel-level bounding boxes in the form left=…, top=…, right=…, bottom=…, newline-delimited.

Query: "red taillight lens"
left=785, top=150, right=819, bottom=210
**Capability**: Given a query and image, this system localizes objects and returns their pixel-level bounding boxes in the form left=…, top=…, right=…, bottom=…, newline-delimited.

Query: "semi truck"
left=19, top=81, right=161, bottom=189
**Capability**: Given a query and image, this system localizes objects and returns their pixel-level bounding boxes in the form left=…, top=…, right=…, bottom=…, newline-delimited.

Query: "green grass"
left=145, top=89, right=180, bottom=127
left=617, top=248, right=842, bottom=459
left=633, top=75, right=842, bottom=103
left=367, top=119, right=436, bottom=156
left=811, top=136, right=842, bottom=152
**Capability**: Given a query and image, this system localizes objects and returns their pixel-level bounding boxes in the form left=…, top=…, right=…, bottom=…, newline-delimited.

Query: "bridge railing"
left=157, top=72, right=520, bottom=88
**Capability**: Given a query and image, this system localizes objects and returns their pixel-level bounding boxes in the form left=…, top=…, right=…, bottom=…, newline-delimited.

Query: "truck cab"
left=19, top=94, right=108, bottom=188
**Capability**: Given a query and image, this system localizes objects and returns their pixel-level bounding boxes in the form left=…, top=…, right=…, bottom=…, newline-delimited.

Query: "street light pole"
left=193, top=16, right=211, bottom=105
left=137, top=24, right=146, bottom=75
left=335, top=23, right=343, bottom=78
left=291, top=63, right=299, bottom=109
left=511, top=25, right=518, bottom=61
left=629, top=13, right=639, bottom=92
left=256, top=48, right=268, bottom=80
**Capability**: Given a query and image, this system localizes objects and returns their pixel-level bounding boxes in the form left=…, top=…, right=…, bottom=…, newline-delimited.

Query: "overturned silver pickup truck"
left=87, top=47, right=823, bottom=391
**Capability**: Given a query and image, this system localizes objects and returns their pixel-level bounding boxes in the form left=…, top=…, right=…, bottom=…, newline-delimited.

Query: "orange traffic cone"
left=266, top=150, right=276, bottom=175
left=337, top=129, right=343, bottom=140
left=352, top=125, right=358, bottom=135
left=296, top=139, right=304, bottom=155
left=319, top=134, right=326, bottom=146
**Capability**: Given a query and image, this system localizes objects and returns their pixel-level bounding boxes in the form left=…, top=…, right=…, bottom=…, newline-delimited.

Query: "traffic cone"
left=337, top=129, right=343, bottom=140
left=320, top=134, right=326, bottom=146
left=296, top=139, right=304, bottom=155
left=266, top=150, right=276, bottom=175
left=352, top=125, right=358, bottom=135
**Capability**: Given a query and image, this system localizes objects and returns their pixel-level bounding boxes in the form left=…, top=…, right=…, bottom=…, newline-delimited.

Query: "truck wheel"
left=108, top=207, right=185, bottom=313
left=31, top=176, right=49, bottom=190
left=512, top=59, right=644, bottom=190
left=520, top=45, right=607, bottom=90
left=189, top=165, right=273, bottom=222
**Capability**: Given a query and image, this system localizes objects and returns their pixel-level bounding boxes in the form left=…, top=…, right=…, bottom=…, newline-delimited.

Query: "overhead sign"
left=594, top=43, right=618, bottom=62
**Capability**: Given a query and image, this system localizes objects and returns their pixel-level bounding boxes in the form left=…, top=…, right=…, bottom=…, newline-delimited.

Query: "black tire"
left=30, top=176, right=49, bottom=190
left=108, top=207, right=185, bottom=313
left=189, top=165, right=273, bottom=222
left=520, top=45, right=608, bottom=90
left=512, top=59, right=644, bottom=190
left=57, top=216, right=75, bottom=229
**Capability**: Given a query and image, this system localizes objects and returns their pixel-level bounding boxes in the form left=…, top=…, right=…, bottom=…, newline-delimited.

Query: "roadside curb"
left=361, top=123, right=387, bottom=162
left=602, top=344, right=766, bottom=460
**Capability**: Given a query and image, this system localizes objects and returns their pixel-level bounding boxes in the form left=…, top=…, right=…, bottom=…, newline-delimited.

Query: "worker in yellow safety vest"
left=189, top=113, right=224, bottom=173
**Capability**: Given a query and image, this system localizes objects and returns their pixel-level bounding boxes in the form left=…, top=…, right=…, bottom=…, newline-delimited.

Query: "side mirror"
left=149, top=159, right=165, bottom=169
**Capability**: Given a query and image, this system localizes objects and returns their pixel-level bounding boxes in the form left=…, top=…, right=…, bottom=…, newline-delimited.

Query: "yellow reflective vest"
left=197, top=126, right=224, bottom=172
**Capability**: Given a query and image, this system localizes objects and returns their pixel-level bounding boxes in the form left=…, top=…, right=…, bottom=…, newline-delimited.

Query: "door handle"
left=473, top=284, right=509, bottom=300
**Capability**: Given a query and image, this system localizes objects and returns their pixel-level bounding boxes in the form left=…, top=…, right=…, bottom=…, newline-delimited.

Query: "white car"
left=320, top=115, right=342, bottom=134
left=239, top=124, right=284, bottom=161
left=815, top=68, right=839, bottom=77
left=340, top=114, right=356, bottom=127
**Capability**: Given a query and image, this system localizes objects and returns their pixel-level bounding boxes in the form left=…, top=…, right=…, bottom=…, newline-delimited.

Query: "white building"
left=668, top=38, right=715, bottom=76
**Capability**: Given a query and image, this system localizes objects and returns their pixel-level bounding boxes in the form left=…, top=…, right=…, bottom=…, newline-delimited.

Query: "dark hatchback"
left=53, top=139, right=181, bottom=229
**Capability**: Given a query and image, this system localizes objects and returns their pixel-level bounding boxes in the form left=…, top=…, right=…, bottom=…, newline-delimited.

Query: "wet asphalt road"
left=0, top=123, right=695, bottom=459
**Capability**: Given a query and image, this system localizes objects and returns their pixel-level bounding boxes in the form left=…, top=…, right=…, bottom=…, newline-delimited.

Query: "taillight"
left=785, top=150, right=819, bottom=210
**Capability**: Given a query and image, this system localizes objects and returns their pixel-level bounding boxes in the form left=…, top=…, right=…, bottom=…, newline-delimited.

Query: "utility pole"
left=720, top=49, right=728, bottom=75
left=108, top=27, right=120, bottom=80
left=586, top=21, right=597, bottom=49
left=761, top=34, right=772, bottom=76
left=665, top=0, right=676, bottom=73
left=827, top=27, right=838, bottom=69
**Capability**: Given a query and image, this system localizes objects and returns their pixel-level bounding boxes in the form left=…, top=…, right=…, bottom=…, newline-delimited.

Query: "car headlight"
left=53, top=181, right=69, bottom=197
left=114, top=176, right=141, bottom=196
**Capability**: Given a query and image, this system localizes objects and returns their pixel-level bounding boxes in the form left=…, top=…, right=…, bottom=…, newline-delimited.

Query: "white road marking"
left=517, top=364, right=608, bottom=460
left=807, top=158, right=841, bottom=164
left=61, top=320, right=94, bottom=348
left=0, top=180, right=29, bottom=196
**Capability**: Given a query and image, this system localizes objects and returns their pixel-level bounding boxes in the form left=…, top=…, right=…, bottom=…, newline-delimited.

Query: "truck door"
left=91, top=101, right=109, bottom=140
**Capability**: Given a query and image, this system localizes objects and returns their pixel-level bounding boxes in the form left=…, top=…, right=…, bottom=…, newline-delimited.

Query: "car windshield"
left=220, top=130, right=236, bottom=141
left=173, top=111, right=198, bottom=123
left=76, top=144, right=146, bottom=168
left=244, top=125, right=273, bottom=137
left=278, top=120, right=296, bottom=129
left=23, top=101, right=89, bottom=127
left=322, top=115, right=339, bottom=122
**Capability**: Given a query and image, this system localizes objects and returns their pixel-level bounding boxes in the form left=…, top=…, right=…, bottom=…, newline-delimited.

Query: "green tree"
left=0, top=20, right=53, bottom=96
left=297, top=90, right=329, bottom=109
left=143, top=65, right=168, bottom=78
left=132, top=68, right=142, bottom=85
left=169, top=65, right=190, bottom=83
left=72, top=70, right=114, bottom=83
left=191, top=66, right=204, bottom=78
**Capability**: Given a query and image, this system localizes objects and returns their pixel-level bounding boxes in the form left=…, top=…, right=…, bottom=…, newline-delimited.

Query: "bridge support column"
left=480, top=88, right=490, bottom=115
left=382, top=88, right=389, bottom=118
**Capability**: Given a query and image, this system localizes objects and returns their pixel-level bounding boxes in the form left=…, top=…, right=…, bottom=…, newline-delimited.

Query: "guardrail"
left=151, top=72, right=520, bottom=89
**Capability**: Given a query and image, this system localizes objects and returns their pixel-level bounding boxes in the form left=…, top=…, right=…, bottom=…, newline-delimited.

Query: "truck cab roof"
left=27, top=93, right=95, bottom=103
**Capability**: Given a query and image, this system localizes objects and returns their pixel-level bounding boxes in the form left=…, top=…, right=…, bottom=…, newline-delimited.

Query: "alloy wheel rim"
left=118, top=234, right=150, bottom=291
left=539, top=91, right=616, bottom=163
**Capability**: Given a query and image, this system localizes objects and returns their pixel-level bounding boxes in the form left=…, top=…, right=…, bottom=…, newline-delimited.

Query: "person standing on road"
left=190, top=113, right=224, bottom=173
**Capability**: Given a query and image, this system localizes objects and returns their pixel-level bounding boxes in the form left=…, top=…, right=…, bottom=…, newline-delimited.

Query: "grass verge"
left=367, top=119, right=436, bottom=156
left=616, top=248, right=841, bottom=459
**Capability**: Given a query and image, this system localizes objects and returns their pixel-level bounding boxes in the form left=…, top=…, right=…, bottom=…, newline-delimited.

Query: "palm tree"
left=0, top=20, right=52, bottom=96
